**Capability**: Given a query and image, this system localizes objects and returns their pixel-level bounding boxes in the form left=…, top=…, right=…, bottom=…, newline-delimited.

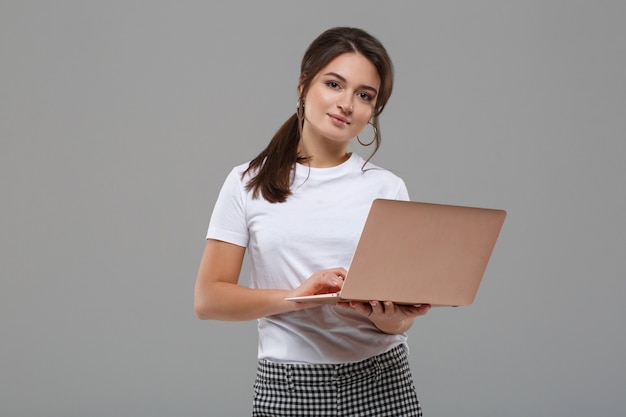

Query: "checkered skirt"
left=252, top=344, right=422, bottom=416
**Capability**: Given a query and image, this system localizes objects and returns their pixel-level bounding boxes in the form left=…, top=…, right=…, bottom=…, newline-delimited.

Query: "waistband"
left=256, top=344, right=408, bottom=386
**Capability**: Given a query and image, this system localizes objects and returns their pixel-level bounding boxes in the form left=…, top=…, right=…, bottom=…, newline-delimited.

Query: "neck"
left=298, top=143, right=351, bottom=168
left=298, top=136, right=351, bottom=168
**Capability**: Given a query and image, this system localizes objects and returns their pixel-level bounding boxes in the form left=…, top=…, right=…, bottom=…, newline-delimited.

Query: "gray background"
left=1, top=1, right=624, bottom=416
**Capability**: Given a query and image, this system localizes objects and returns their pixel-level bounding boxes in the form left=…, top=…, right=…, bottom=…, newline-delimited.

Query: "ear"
left=297, top=73, right=307, bottom=97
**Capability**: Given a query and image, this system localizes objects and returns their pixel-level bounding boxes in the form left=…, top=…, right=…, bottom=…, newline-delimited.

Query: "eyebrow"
left=323, top=72, right=379, bottom=95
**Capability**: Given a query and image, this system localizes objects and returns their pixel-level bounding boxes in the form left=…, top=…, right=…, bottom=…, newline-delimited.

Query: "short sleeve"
left=395, top=178, right=410, bottom=201
left=206, top=168, right=249, bottom=247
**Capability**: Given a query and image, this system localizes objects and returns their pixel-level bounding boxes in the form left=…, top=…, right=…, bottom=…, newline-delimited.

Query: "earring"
left=357, top=122, right=378, bottom=146
left=296, top=97, right=305, bottom=122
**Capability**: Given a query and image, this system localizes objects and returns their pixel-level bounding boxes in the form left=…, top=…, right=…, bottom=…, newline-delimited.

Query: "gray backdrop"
left=2, top=1, right=624, bottom=416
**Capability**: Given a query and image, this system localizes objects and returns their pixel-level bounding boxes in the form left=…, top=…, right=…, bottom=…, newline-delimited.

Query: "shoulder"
left=220, top=160, right=255, bottom=184
left=231, top=160, right=254, bottom=176
left=213, top=161, right=254, bottom=200
left=351, top=154, right=410, bottom=200
left=354, top=154, right=405, bottom=181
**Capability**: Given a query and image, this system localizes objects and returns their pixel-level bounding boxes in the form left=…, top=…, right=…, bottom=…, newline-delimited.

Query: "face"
left=300, top=52, right=380, bottom=146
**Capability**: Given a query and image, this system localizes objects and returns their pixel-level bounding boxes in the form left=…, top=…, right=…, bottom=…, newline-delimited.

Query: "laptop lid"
left=286, top=199, right=506, bottom=306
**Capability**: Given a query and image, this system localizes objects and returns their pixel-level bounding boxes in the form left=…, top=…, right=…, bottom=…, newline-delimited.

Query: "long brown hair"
left=244, top=27, right=394, bottom=203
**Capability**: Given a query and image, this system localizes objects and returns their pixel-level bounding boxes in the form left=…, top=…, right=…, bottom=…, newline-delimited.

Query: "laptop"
left=285, top=199, right=506, bottom=307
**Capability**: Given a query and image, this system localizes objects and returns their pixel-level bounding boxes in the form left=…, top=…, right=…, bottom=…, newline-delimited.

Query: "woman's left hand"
left=337, top=301, right=431, bottom=334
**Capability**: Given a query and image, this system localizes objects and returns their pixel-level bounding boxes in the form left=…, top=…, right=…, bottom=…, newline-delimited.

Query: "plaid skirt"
left=252, top=344, right=422, bottom=417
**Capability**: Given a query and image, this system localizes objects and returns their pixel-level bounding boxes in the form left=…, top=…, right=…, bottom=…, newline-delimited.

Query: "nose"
left=337, top=96, right=353, bottom=114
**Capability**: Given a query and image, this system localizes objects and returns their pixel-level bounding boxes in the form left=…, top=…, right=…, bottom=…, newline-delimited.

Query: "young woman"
left=195, top=27, right=431, bottom=416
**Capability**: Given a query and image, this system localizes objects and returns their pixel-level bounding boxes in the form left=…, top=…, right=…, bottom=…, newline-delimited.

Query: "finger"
left=326, top=274, right=343, bottom=291
left=349, top=301, right=371, bottom=316
left=314, top=272, right=343, bottom=291
left=399, top=303, right=431, bottom=316
left=327, top=269, right=345, bottom=282
left=369, top=301, right=384, bottom=316
left=382, top=301, right=395, bottom=315
left=330, top=267, right=348, bottom=276
left=417, top=304, right=432, bottom=315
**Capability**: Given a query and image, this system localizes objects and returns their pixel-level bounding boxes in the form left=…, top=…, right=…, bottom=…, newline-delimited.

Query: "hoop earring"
left=296, top=97, right=305, bottom=122
left=357, top=122, right=378, bottom=146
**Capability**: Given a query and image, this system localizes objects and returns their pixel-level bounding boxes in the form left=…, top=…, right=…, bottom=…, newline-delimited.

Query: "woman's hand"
left=285, top=268, right=347, bottom=311
left=337, top=300, right=431, bottom=334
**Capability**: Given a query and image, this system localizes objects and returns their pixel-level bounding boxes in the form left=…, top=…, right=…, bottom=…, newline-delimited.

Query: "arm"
left=194, top=239, right=345, bottom=321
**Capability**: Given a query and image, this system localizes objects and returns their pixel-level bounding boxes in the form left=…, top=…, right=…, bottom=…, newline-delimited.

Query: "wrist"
left=372, top=317, right=412, bottom=335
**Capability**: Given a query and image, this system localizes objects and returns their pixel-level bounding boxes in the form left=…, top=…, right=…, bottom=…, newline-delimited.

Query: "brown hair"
left=243, top=27, right=394, bottom=203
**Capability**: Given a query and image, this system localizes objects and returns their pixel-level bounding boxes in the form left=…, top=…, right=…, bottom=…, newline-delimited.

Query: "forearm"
left=194, top=281, right=295, bottom=321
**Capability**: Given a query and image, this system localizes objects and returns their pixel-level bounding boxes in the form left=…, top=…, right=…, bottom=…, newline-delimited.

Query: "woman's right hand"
left=285, top=267, right=347, bottom=310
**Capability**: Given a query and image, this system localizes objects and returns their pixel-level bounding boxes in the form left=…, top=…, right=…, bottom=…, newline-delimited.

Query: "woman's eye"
left=358, top=92, right=373, bottom=102
left=326, top=81, right=340, bottom=89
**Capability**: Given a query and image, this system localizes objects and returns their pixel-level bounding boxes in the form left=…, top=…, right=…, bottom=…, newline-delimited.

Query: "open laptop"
left=286, top=199, right=506, bottom=307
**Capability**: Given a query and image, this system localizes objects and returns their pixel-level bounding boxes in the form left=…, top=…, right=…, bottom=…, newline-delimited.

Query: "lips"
left=328, top=113, right=350, bottom=126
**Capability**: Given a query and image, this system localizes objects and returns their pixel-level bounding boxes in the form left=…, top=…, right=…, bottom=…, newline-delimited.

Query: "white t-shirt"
left=207, top=153, right=410, bottom=363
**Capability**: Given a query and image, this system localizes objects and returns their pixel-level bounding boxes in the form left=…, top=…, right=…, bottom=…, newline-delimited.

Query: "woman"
left=195, top=27, right=431, bottom=416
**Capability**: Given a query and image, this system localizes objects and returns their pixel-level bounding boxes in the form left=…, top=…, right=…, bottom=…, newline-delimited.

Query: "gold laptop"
left=286, top=199, right=506, bottom=307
